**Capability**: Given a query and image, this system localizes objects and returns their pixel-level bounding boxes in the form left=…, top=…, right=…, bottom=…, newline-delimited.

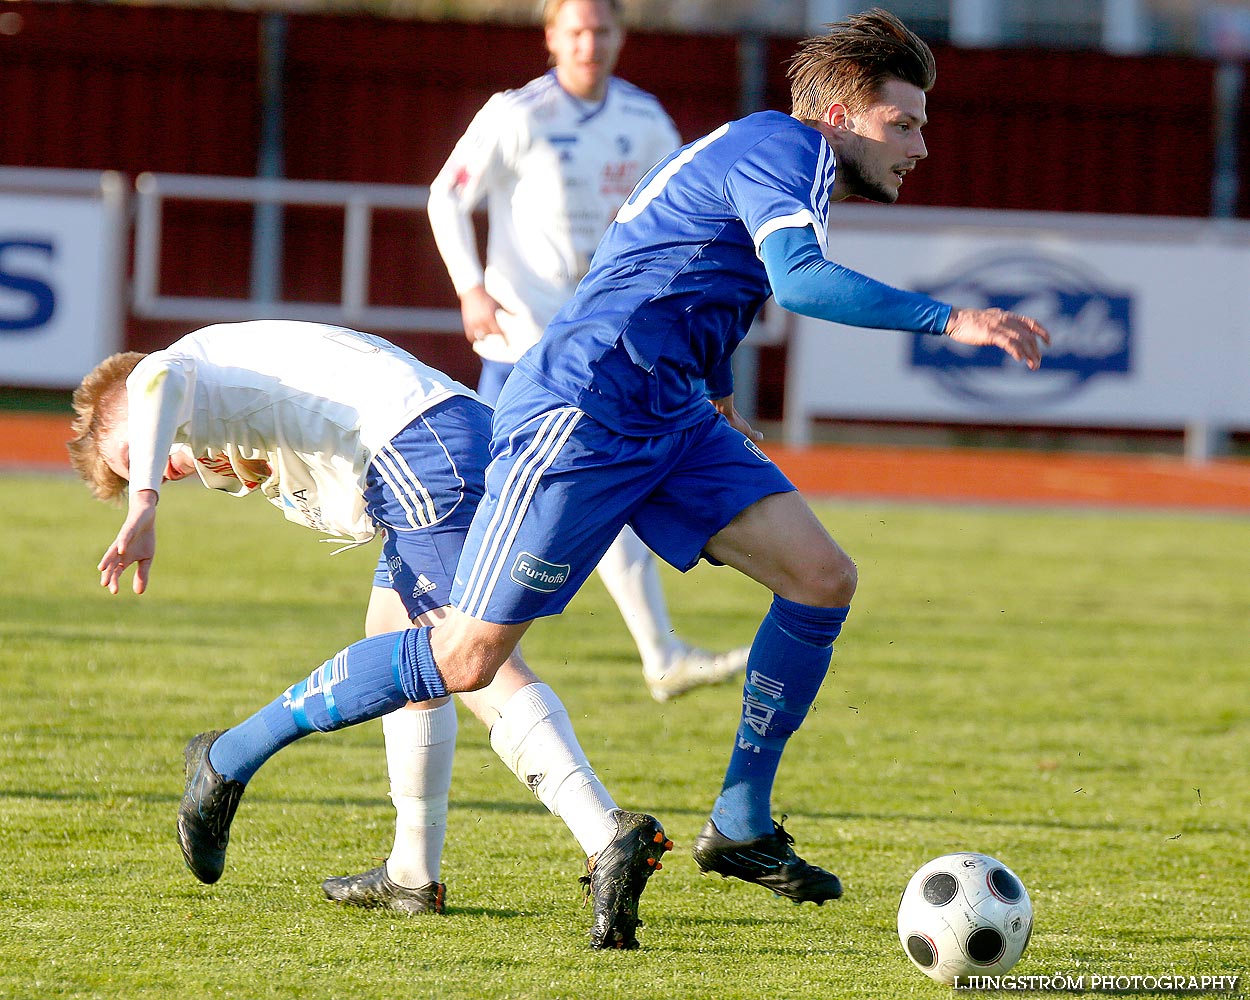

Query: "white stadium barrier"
left=785, top=204, right=1250, bottom=461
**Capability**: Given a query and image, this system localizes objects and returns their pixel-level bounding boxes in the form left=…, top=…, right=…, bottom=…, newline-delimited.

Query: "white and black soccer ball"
left=897, top=852, right=1033, bottom=985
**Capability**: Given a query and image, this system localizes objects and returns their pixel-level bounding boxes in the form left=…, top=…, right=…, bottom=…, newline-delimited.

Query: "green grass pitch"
left=2, top=473, right=1246, bottom=998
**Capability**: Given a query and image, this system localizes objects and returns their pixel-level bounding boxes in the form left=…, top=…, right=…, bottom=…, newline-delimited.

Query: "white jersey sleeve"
left=125, top=354, right=195, bottom=499
left=427, top=93, right=517, bottom=298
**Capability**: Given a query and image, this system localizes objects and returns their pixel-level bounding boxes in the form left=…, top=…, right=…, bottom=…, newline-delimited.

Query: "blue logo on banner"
left=0, top=239, right=57, bottom=332
left=911, top=250, right=1132, bottom=407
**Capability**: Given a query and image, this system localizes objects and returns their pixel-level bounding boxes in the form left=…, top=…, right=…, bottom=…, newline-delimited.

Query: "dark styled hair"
left=788, top=8, right=936, bottom=119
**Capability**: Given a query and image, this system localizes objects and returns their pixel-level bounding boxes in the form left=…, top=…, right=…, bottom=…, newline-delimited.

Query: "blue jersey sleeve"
left=723, top=127, right=836, bottom=253
left=760, top=225, right=951, bottom=334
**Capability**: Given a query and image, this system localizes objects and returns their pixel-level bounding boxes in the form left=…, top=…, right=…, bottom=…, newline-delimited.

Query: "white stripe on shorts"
left=457, top=406, right=582, bottom=619
left=375, top=443, right=437, bottom=528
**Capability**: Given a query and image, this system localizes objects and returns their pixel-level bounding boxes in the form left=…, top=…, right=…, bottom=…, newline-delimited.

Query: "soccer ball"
left=896, top=852, right=1033, bottom=985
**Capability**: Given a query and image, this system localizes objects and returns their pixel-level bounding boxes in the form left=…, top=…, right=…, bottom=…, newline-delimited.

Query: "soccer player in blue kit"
left=178, top=8, right=1049, bottom=946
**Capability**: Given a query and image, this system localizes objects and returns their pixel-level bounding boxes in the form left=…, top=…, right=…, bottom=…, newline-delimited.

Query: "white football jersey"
left=428, top=71, right=680, bottom=363
left=125, top=321, right=476, bottom=542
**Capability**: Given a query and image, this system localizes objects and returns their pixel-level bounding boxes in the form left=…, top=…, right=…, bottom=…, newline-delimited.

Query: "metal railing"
left=132, top=172, right=462, bottom=333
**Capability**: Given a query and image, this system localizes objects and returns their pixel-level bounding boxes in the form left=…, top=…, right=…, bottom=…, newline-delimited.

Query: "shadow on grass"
left=441, top=905, right=540, bottom=919
left=634, top=802, right=1242, bottom=837
left=4, top=791, right=1239, bottom=839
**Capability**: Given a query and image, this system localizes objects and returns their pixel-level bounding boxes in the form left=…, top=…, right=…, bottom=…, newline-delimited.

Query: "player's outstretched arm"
left=760, top=227, right=1049, bottom=371
left=98, top=490, right=159, bottom=595
left=944, top=307, right=1051, bottom=370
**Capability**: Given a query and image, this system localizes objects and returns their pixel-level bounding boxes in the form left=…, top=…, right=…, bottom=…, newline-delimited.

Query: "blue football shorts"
left=365, top=394, right=492, bottom=620
left=450, top=373, right=795, bottom=624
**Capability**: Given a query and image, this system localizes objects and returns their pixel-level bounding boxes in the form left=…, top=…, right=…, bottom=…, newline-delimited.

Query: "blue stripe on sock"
left=322, top=653, right=345, bottom=727
left=735, top=722, right=789, bottom=753
left=740, top=678, right=808, bottom=749
left=287, top=678, right=311, bottom=732
left=391, top=639, right=405, bottom=697
left=208, top=633, right=414, bottom=785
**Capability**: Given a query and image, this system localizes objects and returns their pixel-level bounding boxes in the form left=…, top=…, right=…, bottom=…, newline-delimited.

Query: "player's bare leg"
left=705, top=491, right=857, bottom=607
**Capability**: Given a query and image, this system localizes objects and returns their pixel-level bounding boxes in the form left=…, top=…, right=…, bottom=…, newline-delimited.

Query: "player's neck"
left=554, top=67, right=609, bottom=104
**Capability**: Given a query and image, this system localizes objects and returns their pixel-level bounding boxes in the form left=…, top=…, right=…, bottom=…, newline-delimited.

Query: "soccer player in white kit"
left=69, top=321, right=670, bottom=946
left=424, top=0, right=748, bottom=704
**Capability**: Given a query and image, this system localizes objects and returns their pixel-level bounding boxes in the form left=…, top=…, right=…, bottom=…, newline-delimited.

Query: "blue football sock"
left=208, top=627, right=447, bottom=784
left=711, top=596, right=850, bottom=842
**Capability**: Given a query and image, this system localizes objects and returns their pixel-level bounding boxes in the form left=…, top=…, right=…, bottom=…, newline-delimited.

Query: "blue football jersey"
left=515, top=111, right=835, bottom=436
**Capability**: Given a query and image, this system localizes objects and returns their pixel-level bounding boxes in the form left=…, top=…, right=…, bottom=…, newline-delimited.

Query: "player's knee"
left=430, top=623, right=514, bottom=693
left=813, top=551, right=858, bottom=607
left=434, top=646, right=502, bottom=693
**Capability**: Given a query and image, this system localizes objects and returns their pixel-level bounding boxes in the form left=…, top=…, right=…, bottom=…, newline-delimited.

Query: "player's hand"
left=711, top=394, right=764, bottom=442
left=459, top=286, right=510, bottom=344
left=944, top=307, right=1051, bottom=371
left=98, top=490, right=159, bottom=595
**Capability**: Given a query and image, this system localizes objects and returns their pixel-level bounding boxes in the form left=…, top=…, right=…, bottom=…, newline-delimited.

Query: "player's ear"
left=825, top=103, right=852, bottom=129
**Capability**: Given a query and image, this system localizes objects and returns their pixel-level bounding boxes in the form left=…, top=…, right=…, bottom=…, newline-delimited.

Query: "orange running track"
left=5, top=411, right=1249, bottom=512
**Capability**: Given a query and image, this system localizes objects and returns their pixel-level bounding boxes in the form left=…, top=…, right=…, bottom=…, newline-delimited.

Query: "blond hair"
left=788, top=8, right=936, bottom=119
left=542, top=0, right=621, bottom=28
left=67, top=351, right=146, bottom=502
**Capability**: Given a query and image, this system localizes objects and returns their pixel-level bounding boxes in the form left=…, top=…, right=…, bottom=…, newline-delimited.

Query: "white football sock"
left=381, top=700, right=457, bottom=888
left=595, top=525, right=683, bottom=678
left=488, top=682, right=619, bottom=858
